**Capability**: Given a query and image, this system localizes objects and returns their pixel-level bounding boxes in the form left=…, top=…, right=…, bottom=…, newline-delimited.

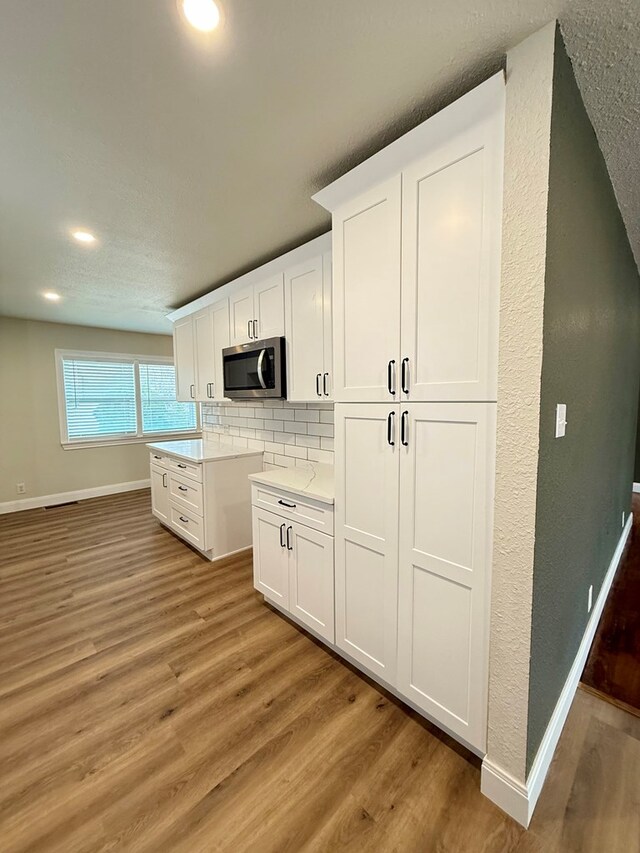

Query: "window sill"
left=62, top=432, right=203, bottom=450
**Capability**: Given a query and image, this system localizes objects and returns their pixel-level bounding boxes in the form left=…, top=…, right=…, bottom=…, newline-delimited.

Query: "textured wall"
left=0, top=316, right=173, bottom=503
left=202, top=400, right=334, bottom=470
left=526, top=30, right=640, bottom=771
left=485, top=23, right=556, bottom=784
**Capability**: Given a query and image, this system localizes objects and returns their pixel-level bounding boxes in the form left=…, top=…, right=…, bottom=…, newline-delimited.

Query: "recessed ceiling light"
left=181, top=0, right=220, bottom=32
left=43, top=291, right=61, bottom=302
left=72, top=230, right=96, bottom=244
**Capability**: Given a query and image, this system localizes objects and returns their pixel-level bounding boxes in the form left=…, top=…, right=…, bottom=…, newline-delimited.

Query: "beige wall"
left=485, top=22, right=555, bottom=785
left=0, top=316, right=173, bottom=505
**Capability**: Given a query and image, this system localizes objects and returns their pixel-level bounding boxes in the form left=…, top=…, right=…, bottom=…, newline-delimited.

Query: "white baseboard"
left=482, top=512, right=632, bottom=827
left=633, top=482, right=640, bottom=494
left=0, top=479, right=151, bottom=515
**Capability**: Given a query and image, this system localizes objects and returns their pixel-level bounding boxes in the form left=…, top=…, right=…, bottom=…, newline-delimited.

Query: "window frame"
left=55, top=349, right=201, bottom=449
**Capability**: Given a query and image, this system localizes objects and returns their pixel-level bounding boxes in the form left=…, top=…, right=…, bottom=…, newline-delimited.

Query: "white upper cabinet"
left=401, top=124, right=502, bottom=402
left=396, top=402, right=495, bottom=750
left=313, top=73, right=504, bottom=405
left=170, top=235, right=330, bottom=402
left=332, top=177, right=402, bottom=403
left=230, top=274, right=284, bottom=346
left=254, top=274, right=285, bottom=341
left=194, top=299, right=230, bottom=402
left=230, top=285, right=255, bottom=346
left=334, top=403, right=400, bottom=683
left=284, top=250, right=333, bottom=402
left=173, top=315, right=196, bottom=402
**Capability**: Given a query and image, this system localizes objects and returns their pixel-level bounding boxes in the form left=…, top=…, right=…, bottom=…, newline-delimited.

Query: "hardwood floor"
left=582, top=492, right=640, bottom=713
left=0, top=490, right=638, bottom=852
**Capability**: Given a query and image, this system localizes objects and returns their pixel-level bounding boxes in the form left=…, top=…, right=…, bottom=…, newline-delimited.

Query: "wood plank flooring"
left=582, top=492, right=640, bottom=712
left=1, top=489, right=639, bottom=852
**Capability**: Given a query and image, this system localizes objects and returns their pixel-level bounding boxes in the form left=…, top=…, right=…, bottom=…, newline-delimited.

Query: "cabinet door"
left=194, top=307, right=215, bottom=402
left=321, top=248, right=333, bottom=400
left=254, top=273, right=284, bottom=341
left=150, top=465, right=169, bottom=524
left=332, top=176, right=401, bottom=402
left=288, top=523, right=335, bottom=643
left=396, top=402, right=495, bottom=751
left=252, top=508, right=289, bottom=608
left=284, top=254, right=325, bottom=402
left=173, top=315, right=195, bottom=402
left=334, top=404, right=399, bottom=682
left=400, top=119, right=503, bottom=402
left=210, top=298, right=230, bottom=400
left=230, top=285, right=255, bottom=345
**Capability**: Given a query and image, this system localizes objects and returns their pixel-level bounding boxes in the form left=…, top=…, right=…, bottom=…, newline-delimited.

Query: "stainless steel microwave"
left=222, top=336, right=287, bottom=400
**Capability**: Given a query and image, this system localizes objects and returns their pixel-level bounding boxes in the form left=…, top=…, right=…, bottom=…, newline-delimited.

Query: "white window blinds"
left=57, top=351, right=199, bottom=446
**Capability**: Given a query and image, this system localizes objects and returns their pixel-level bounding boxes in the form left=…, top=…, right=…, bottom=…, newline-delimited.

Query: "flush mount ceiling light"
left=181, top=0, right=221, bottom=32
left=43, top=291, right=61, bottom=302
left=72, top=229, right=96, bottom=244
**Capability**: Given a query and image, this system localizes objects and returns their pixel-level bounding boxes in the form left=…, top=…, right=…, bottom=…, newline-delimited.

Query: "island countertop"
left=248, top=462, right=334, bottom=505
left=147, top=439, right=263, bottom=464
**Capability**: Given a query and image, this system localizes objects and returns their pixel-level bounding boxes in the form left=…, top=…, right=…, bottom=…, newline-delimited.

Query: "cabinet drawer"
left=169, top=473, right=204, bottom=517
left=251, top=484, right=334, bottom=535
left=167, top=457, right=203, bottom=483
left=168, top=502, right=205, bottom=549
left=149, top=452, right=169, bottom=468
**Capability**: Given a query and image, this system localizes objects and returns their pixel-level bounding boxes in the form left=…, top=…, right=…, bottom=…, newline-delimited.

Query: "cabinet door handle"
left=278, top=499, right=297, bottom=509
left=387, top=411, right=395, bottom=446
left=323, top=372, right=329, bottom=396
left=206, top=382, right=213, bottom=398
left=387, top=360, right=396, bottom=396
left=286, top=525, right=293, bottom=551
left=179, top=516, right=189, bottom=524
left=280, top=523, right=286, bottom=548
left=177, top=463, right=187, bottom=469
left=190, top=384, right=195, bottom=398
left=247, top=320, right=252, bottom=339
left=178, top=485, right=188, bottom=492
left=253, top=319, right=258, bottom=339
left=401, top=410, right=409, bottom=447
left=316, top=373, right=322, bottom=397
left=162, top=473, right=167, bottom=487
left=401, top=358, right=410, bottom=395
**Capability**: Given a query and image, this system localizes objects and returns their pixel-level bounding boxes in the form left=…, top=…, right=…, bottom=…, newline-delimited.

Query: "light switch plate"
left=555, top=404, right=567, bottom=438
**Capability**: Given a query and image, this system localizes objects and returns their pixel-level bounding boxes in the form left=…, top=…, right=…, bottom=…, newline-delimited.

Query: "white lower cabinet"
left=252, top=494, right=335, bottom=644
left=150, top=464, right=169, bottom=524
left=334, top=402, right=495, bottom=752
left=334, top=404, right=399, bottom=683
left=149, top=447, right=263, bottom=561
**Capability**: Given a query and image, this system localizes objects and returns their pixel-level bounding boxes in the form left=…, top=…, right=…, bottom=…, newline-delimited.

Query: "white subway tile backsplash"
left=202, top=400, right=334, bottom=472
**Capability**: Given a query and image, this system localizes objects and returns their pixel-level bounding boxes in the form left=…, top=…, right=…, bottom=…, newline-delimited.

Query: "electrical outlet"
left=555, top=404, right=567, bottom=438
left=16, top=482, right=26, bottom=495
left=588, top=585, right=593, bottom=613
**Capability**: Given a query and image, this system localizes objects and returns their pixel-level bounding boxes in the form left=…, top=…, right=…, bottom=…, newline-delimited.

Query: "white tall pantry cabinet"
left=314, top=73, right=504, bottom=752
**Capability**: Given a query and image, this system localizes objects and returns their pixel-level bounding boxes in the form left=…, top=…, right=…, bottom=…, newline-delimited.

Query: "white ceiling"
left=0, top=0, right=638, bottom=334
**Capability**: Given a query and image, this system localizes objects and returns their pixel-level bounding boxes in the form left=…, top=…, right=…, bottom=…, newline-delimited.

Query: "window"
left=56, top=350, right=199, bottom=448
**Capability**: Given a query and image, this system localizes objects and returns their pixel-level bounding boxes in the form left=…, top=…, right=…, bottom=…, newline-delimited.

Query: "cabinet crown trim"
left=312, top=71, right=505, bottom=212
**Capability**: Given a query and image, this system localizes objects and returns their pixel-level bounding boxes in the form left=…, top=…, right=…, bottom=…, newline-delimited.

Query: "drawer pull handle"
left=179, top=516, right=189, bottom=523
left=153, top=454, right=162, bottom=459
left=280, top=523, right=286, bottom=548
left=278, top=499, right=296, bottom=509
left=177, top=463, right=187, bottom=469
left=178, top=485, right=188, bottom=492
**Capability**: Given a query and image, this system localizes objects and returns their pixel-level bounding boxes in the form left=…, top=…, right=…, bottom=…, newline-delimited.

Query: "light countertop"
left=147, top=439, right=263, bottom=464
left=248, top=463, right=334, bottom=505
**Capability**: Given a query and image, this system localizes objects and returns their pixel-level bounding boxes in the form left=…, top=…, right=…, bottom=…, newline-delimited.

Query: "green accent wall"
left=526, top=28, right=640, bottom=772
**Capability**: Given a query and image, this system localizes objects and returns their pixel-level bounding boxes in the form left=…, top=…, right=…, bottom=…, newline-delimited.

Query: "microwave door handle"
left=256, top=349, right=268, bottom=389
